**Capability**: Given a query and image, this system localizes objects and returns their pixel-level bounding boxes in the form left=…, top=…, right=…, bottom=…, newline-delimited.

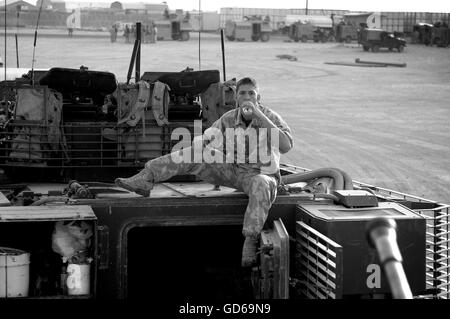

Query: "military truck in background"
left=285, top=15, right=335, bottom=43
left=359, top=28, right=406, bottom=52
left=412, top=22, right=449, bottom=47
left=431, top=22, right=449, bottom=47
left=288, top=21, right=335, bottom=43
left=288, top=21, right=316, bottom=42
left=284, top=14, right=369, bottom=44
left=335, top=22, right=359, bottom=43
left=225, top=15, right=272, bottom=42
left=155, top=11, right=192, bottom=41
left=313, top=28, right=334, bottom=42
left=412, top=23, right=434, bottom=45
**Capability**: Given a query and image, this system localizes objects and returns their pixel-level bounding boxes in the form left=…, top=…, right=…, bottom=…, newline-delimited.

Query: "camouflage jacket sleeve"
left=260, top=105, right=294, bottom=151
left=202, top=115, right=225, bottom=147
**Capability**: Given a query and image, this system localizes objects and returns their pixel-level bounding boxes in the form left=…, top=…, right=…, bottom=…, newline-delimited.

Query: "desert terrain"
left=1, top=29, right=449, bottom=203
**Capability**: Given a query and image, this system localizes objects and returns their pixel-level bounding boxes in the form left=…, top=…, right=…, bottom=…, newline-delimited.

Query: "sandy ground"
left=1, top=30, right=449, bottom=203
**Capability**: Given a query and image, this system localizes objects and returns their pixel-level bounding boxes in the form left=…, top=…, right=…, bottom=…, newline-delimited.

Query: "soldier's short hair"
left=236, top=77, right=258, bottom=92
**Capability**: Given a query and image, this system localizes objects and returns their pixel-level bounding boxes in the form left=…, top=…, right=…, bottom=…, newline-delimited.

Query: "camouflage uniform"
left=144, top=104, right=293, bottom=238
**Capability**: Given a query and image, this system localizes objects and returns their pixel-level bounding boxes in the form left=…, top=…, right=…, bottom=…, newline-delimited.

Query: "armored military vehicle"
left=225, top=16, right=272, bottom=42
left=154, top=11, right=192, bottom=41
left=0, top=24, right=448, bottom=302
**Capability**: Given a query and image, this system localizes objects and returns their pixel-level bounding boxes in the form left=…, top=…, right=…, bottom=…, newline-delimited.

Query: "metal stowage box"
left=296, top=202, right=426, bottom=296
left=0, top=205, right=97, bottom=299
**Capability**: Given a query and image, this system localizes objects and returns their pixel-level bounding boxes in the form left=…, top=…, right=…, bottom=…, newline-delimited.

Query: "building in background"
left=0, top=0, right=35, bottom=11
left=188, top=10, right=220, bottom=31
left=32, top=0, right=65, bottom=11
left=110, top=1, right=122, bottom=10
left=35, top=0, right=52, bottom=9
left=65, top=2, right=111, bottom=10
left=50, top=0, right=66, bottom=11
left=64, top=1, right=167, bottom=11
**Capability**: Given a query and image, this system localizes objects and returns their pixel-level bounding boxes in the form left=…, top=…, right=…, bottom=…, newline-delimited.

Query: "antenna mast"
left=31, top=0, right=45, bottom=85
left=15, top=5, right=20, bottom=67
left=4, top=0, right=7, bottom=82
left=220, top=29, right=226, bottom=81
left=198, top=0, right=201, bottom=70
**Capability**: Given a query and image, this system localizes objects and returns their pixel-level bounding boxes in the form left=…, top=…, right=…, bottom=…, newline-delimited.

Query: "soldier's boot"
left=241, top=236, right=259, bottom=267
left=115, top=169, right=154, bottom=197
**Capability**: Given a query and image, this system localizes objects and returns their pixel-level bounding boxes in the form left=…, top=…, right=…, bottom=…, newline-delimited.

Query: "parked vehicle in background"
left=225, top=15, right=272, bottom=42
left=313, top=28, right=334, bottom=42
left=288, top=21, right=316, bottom=42
left=412, top=23, right=434, bottom=45
left=284, top=14, right=334, bottom=43
left=335, top=22, right=359, bottom=43
left=155, top=12, right=192, bottom=41
left=431, top=22, right=449, bottom=47
left=359, top=28, right=406, bottom=52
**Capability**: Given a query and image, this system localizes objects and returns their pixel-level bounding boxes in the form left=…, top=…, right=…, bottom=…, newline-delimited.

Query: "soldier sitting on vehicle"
left=115, top=77, right=294, bottom=267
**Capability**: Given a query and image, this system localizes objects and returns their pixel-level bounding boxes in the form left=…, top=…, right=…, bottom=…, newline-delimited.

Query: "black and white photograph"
left=0, top=0, right=449, bottom=312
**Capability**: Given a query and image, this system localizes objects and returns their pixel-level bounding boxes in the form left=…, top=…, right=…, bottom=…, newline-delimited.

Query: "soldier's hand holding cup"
left=241, top=101, right=256, bottom=120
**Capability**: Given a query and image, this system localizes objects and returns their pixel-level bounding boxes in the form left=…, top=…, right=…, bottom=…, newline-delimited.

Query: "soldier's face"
left=236, top=84, right=259, bottom=108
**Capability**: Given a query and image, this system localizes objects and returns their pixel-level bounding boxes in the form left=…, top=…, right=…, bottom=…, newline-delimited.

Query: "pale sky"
left=30, top=1, right=450, bottom=13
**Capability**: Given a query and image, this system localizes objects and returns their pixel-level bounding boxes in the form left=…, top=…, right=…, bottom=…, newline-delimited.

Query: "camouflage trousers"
left=144, top=147, right=278, bottom=238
